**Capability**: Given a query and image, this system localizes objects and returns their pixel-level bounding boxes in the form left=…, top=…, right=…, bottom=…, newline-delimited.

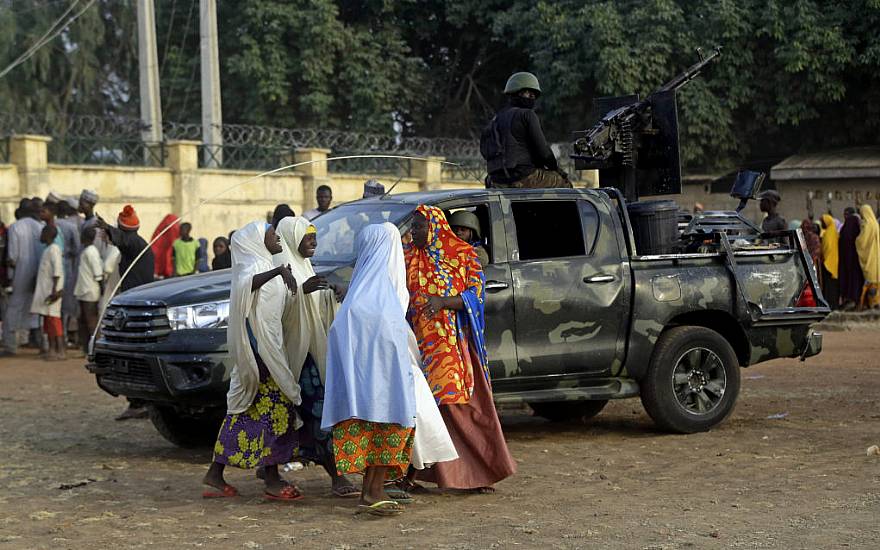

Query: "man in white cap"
left=79, top=189, right=100, bottom=231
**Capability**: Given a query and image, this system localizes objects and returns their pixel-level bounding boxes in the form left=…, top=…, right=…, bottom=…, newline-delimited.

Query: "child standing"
left=172, top=222, right=200, bottom=277
left=74, top=226, right=104, bottom=354
left=31, top=225, right=65, bottom=360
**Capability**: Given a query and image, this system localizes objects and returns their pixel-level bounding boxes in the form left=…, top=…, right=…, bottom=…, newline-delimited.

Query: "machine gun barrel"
left=656, top=46, right=722, bottom=94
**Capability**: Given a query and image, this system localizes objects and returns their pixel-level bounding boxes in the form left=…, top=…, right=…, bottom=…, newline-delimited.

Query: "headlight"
left=167, top=301, right=230, bottom=330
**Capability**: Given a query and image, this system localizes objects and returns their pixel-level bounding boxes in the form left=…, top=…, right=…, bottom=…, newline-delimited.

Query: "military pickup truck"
left=87, top=188, right=828, bottom=447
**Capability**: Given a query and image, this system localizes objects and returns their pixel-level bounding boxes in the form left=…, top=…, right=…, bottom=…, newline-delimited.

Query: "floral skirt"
left=331, top=419, right=414, bottom=479
left=213, top=376, right=299, bottom=469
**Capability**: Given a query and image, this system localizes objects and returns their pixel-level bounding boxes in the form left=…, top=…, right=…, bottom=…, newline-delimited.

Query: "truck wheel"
left=640, top=326, right=740, bottom=434
left=148, top=405, right=223, bottom=448
left=529, top=400, right=608, bottom=422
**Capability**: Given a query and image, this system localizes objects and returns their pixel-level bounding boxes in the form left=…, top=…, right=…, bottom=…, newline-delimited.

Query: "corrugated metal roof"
left=772, top=147, right=880, bottom=180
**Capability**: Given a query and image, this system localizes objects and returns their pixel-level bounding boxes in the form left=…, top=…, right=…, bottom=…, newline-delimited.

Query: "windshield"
left=311, top=203, right=415, bottom=264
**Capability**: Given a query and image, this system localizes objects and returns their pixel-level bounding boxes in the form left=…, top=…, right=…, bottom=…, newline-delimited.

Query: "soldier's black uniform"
left=481, top=106, right=569, bottom=188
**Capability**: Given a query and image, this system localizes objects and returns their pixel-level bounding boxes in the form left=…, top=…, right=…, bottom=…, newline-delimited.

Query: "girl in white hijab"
left=322, top=223, right=456, bottom=516
left=202, top=221, right=303, bottom=501
left=275, top=216, right=359, bottom=498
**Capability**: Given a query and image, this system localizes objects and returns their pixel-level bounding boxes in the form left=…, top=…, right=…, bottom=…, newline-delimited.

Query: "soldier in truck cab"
left=480, top=72, right=571, bottom=189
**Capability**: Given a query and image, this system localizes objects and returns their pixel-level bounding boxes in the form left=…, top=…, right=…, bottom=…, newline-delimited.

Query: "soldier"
left=480, top=72, right=570, bottom=189
left=758, top=190, right=786, bottom=232
left=448, top=211, right=490, bottom=267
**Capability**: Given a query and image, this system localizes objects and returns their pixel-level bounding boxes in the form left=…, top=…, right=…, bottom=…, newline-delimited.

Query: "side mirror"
left=730, top=171, right=766, bottom=212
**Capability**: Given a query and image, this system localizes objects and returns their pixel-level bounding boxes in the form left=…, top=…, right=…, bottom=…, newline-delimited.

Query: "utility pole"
left=200, top=0, right=223, bottom=168
left=137, top=0, right=163, bottom=160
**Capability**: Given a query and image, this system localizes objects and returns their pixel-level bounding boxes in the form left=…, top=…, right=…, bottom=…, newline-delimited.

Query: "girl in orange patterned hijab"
left=402, top=204, right=516, bottom=493
left=404, top=204, right=487, bottom=404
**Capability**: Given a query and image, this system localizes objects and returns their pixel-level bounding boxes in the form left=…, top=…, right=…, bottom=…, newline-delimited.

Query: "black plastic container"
left=626, top=199, right=679, bottom=255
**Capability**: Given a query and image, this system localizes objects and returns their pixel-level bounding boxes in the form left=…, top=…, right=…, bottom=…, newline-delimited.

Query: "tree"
left=1, top=0, right=878, bottom=172
left=0, top=0, right=138, bottom=127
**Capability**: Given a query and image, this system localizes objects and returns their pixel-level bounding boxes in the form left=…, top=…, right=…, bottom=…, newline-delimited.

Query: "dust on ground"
left=1, top=330, right=878, bottom=549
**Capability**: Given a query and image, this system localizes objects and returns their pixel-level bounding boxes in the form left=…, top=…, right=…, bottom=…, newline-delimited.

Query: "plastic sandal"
left=355, top=500, right=403, bottom=517
left=202, top=484, right=239, bottom=498
left=264, top=485, right=304, bottom=502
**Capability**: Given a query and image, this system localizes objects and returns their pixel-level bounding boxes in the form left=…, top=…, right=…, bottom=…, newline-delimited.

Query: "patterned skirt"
left=331, top=419, right=415, bottom=479
left=213, top=375, right=299, bottom=469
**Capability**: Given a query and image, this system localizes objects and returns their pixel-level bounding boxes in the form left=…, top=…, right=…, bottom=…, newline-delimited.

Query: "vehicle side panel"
left=626, top=258, right=737, bottom=380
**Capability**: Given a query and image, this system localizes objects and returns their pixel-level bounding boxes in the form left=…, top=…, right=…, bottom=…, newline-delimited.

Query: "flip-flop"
left=392, top=477, right=430, bottom=495
left=332, top=484, right=362, bottom=499
left=202, top=484, right=239, bottom=498
left=264, top=485, right=304, bottom=502
left=383, top=484, right=413, bottom=504
left=355, top=500, right=403, bottom=517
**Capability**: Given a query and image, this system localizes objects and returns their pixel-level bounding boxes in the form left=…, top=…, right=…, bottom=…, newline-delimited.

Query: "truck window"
left=580, top=200, right=600, bottom=254
left=512, top=201, right=586, bottom=260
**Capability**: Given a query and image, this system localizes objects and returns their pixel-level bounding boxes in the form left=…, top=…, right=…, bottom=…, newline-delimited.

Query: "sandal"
left=264, top=485, right=304, bottom=502
left=202, top=484, right=239, bottom=499
left=383, top=482, right=413, bottom=504
left=393, top=477, right=429, bottom=495
left=332, top=484, right=361, bottom=499
left=355, top=500, right=403, bottom=517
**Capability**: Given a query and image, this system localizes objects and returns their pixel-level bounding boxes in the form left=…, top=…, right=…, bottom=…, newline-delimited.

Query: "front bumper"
left=799, top=330, right=823, bottom=361
left=87, top=338, right=231, bottom=407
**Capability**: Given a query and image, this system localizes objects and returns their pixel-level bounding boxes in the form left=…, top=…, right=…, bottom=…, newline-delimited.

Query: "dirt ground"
left=1, top=330, right=878, bottom=550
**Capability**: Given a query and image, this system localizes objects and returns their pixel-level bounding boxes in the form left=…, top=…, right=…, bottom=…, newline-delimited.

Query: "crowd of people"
left=799, top=205, right=880, bottom=311
left=201, top=204, right=515, bottom=516
left=0, top=191, right=121, bottom=361
left=757, top=191, right=880, bottom=311
left=0, top=190, right=222, bottom=364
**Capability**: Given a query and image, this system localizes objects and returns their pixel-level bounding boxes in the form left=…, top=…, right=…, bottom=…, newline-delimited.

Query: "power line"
left=0, top=0, right=74, bottom=15
left=0, top=0, right=97, bottom=80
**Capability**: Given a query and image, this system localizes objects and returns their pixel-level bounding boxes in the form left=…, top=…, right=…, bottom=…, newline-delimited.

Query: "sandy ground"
left=0, top=329, right=878, bottom=550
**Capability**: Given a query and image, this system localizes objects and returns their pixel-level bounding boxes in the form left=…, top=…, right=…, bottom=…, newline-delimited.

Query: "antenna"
left=380, top=176, right=404, bottom=200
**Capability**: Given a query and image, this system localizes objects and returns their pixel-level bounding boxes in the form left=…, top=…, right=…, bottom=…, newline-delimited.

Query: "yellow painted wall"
left=0, top=164, right=20, bottom=223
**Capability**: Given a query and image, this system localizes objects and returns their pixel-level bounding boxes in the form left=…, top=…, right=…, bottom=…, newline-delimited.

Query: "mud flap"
left=799, top=330, right=822, bottom=361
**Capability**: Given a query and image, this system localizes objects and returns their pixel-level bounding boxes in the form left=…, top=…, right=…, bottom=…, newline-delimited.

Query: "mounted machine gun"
left=572, top=47, right=722, bottom=202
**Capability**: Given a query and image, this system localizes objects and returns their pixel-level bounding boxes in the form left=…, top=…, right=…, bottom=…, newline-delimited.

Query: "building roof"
left=772, top=147, right=880, bottom=180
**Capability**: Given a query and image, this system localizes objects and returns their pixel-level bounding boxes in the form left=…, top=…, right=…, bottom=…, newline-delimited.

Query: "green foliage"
left=0, top=0, right=878, bottom=170
left=0, top=0, right=137, bottom=122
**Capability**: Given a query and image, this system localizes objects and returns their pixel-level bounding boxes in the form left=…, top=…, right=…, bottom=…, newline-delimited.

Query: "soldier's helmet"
left=504, top=72, right=541, bottom=96
left=448, top=211, right=481, bottom=239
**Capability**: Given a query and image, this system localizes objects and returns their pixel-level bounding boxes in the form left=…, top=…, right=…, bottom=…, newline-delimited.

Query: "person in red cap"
left=97, top=205, right=158, bottom=420
left=96, top=205, right=155, bottom=293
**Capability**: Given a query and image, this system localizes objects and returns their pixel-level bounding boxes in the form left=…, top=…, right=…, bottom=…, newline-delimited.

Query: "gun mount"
left=572, top=47, right=722, bottom=202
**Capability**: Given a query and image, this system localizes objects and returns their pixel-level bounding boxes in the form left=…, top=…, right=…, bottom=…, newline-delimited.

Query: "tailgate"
left=722, top=231, right=830, bottom=326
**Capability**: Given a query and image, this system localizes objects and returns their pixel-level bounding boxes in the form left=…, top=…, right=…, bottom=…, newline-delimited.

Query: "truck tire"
left=640, top=326, right=740, bottom=434
left=148, top=405, right=223, bottom=448
left=529, top=400, right=608, bottom=422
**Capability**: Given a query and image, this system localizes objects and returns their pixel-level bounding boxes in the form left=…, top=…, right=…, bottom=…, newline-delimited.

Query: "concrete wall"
left=0, top=137, right=484, bottom=259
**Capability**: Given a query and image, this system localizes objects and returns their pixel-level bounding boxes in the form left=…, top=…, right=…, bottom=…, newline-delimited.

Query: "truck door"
left=505, top=196, right=627, bottom=378
left=439, top=198, right=518, bottom=383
